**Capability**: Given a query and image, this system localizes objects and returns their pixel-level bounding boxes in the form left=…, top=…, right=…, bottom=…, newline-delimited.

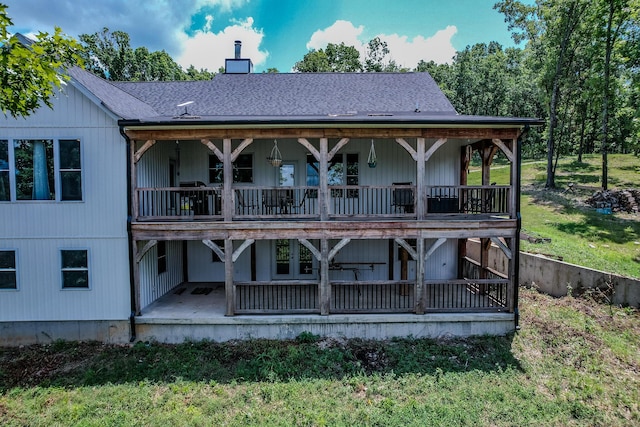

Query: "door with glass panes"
left=274, top=239, right=316, bottom=279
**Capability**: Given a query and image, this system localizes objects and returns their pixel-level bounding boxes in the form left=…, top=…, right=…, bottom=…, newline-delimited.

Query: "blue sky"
left=4, top=0, right=523, bottom=73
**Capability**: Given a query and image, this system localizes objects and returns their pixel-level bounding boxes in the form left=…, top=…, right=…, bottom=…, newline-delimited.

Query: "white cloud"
left=304, top=20, right=457, bottom=67
left=381, top=25, right=458, bottom=66
left=177, top=16, right=269, bottom=71
left=307, top=20, right=366, bottom=52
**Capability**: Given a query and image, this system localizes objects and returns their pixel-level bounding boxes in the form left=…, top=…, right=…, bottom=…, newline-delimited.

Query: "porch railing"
left=331, top=281, right=415, bottom=313
left=234, top=281, right=319, bottom=314
left=136, top=186, right=222, bottom=220
left=135, top=185, right=511, bottom=221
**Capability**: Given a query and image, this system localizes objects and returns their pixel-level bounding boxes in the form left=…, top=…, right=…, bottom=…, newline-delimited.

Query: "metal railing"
left=135, top=185, right=511, bottom=221
left=330, top=281, right=415, bottom=313
left=234, top=281, right=320, bottom=314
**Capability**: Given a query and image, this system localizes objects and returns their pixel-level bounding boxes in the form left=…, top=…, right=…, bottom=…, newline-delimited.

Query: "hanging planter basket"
left=368, top=139, right=377, bottom=168
left=267, top=139, right=282, bottom=167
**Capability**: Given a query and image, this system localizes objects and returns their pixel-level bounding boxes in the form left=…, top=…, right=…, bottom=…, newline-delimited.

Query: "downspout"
left=120, top=127, right=137, bottom=342
left=513, top=125, right=529, bottom=331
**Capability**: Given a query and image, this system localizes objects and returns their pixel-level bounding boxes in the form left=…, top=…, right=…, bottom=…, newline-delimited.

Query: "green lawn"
left=470, top=153, right=640, bottom=278
left=1, top=288, right=638, bottom=426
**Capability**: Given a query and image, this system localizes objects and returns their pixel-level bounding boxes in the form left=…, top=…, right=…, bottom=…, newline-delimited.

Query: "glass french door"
left=274, top=239, right=316, bottom=279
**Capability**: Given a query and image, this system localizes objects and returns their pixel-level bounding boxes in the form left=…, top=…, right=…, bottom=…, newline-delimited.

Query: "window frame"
left=60, top=249, right=90, bottom=290
left=0, top=249, right=18, bottom=291
left=0, top=140, right=10, bottom=202
left=2, top=138, right=83, bottom=202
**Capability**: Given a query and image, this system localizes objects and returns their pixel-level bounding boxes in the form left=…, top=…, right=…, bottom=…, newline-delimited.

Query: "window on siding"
left=0, top=250, right=17, bottom=289
left=6, top=138, right=82, bottom=202
left=14, top=139, right=55, bottom=200
left=208, top=153, right=253, bottom=184
left=61, top=250, right=89, bottom=289
left=157, top=241, right=167, bottom=274
left=59, top=139, right=82, bottom=201
left=0, top=140, right=9, bottom=201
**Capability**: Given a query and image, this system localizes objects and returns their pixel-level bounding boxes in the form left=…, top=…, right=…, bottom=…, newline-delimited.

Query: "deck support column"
left=416, top=138, right=426, bottom=220
left=320, top=239, right=330, bottom=315
left=223, top=138, right=233, bottom=221
left=415, top=238, right=425, bottom=314
left=224, top=238, right=234, bottom=316
left=479, top=237, right=491, bottom=294
left=319, top=138, right=329, bottom=221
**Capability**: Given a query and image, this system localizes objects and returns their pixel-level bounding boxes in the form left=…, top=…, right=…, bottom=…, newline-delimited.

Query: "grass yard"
left=0, top=288, right=638, bottom=426
left=470, top=153, right=640, bottom=278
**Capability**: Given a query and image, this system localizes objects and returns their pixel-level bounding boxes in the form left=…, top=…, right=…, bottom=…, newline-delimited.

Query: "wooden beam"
left=223, top=138, right=233, bottom=221
left=123, top=127, right=522, bottom=141
left=425, top=237, right=447, bottom=261
left=224, top=239, right=234, bottom=316
left=130, top=238, right=142, bottom=315
left=231, top=138, right=254, bottom=162
left=320, top=239, right=330, bottom=315
left=202, top=239, right=225, bottom=262
left=134, top=140, right=156, bottom=163
left=328, top=138, right=350, bottom=161
left=394, top=238, right=417, bottom=260
left=319, top=138, right=329, bottom=221
left=232, top=239, right=255, bottom=263
left=416, top=138, right=426, bottom=219
left=491, top=237, right=512, bottom=260
left=201, top=139, right=223, bottom=161
left=328, top=238, right=351, bottom=261
left=297, top=138, right=320, bottom=160
left=135, top=239, right=157, bottom=263
left=415, top=238, right=425, bottom=314
left=395, top=138, right=418, bottom=161
left=492, top=138, right=514, bottom=163
left=299, top=238, right=321, bottom=261
left=424, top=138, right=447, bottom=163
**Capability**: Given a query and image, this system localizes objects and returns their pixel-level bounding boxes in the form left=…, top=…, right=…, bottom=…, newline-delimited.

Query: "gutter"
left=119, top=127, right=137, bottom=343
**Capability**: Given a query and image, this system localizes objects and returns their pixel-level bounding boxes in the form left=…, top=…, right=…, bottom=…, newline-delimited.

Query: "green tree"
left=0, top=4, right=83, bottom=118
left=294, top=43, right=362, bottom=72
left=496, top=0, right=591, bottom=188
left=79, top=27, right=216, bottom=82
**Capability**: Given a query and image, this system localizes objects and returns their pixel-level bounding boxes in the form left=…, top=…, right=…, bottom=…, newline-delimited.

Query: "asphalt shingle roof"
left=67, top=67, right=543, bottom=127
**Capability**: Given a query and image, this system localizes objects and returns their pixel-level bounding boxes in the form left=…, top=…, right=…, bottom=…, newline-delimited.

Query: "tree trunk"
left=601, top=0, right=615, bottom=191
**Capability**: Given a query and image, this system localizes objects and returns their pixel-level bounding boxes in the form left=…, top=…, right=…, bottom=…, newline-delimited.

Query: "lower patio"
left=134, top=281, right=515, bottom=343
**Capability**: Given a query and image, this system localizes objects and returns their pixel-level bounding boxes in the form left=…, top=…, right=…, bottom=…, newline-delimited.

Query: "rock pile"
left=586, top=189, right=639, bottom=213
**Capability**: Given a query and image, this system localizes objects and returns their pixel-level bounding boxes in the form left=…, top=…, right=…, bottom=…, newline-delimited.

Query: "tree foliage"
left=79, top=27, right=214, bottom=81
left=294, top=42, right=361, bottom=72
left=0, top=4, right=84, bottom=118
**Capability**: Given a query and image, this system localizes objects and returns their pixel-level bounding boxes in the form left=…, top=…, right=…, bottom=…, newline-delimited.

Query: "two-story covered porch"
left=120, top=121, right=535, bottom=341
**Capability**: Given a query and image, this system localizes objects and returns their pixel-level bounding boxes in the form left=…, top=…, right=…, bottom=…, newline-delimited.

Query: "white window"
left=61, top=249, right=89, bottom=289
left=0, top=250, right=17, bottom=290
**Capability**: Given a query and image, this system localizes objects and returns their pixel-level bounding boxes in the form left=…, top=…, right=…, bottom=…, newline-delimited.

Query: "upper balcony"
left=134, top=184, right=511, bottom=222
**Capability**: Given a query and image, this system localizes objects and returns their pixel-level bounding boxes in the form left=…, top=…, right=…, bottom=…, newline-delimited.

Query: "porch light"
left=267, top=139, right=282, bottom=167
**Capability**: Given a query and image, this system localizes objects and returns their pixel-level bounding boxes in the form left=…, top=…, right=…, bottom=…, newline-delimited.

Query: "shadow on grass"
left=0, top=334, right=522, bottom=389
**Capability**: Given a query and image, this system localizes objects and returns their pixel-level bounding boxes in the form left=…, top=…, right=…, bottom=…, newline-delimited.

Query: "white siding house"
left=0, top=50, right=543, bottom=344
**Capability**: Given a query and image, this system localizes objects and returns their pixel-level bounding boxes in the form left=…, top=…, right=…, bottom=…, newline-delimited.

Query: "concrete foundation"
left=134, top=313, right=516, bottom=344
left=0, top=313, right=515, bottom=346
left=0, top=320, right=131, bottom=346
left=467, top=239, right=640, bottom=307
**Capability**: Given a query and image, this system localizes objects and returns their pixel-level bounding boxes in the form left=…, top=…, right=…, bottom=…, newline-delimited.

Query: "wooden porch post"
left=319, top=138, right=329, bottom=221
left=320, top=238, right=330, bottom=315
left=415, top=238, right=425, bottom=314
left=130, top=141, right=139, bottom=221
left=224, top=238, right=234, bottom=316
left=479, top=237, right=491, bottom=294
left=223, top=138, right=233, bottom=221
left=131, top=240, right=141, bottom=315
left=416, top=138, right=426, bottom=220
